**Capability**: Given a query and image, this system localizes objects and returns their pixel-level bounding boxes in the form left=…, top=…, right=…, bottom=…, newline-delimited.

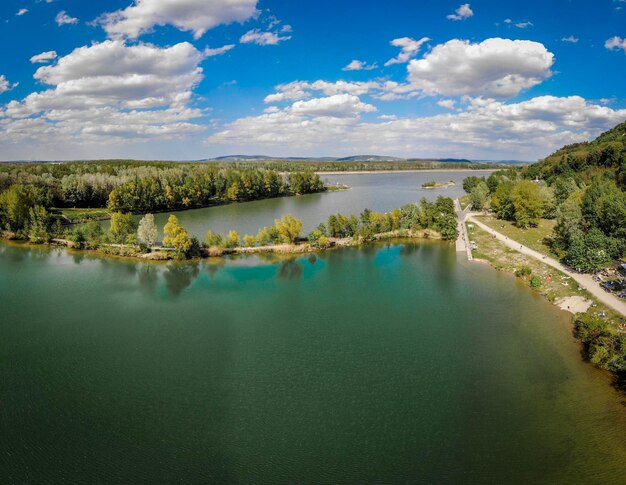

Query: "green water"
left=1, top=241, right=625, bottom=483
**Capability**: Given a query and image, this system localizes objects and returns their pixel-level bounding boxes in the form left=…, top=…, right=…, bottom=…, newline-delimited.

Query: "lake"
left=1, top=171, right=625, bottom=483
left=131, top=170, right=489, bottom=238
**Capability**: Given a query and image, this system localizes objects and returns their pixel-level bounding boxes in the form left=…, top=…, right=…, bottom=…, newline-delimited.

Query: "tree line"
left=463, top=169, right=626, bottom=273
left=0, top=194, right=459, bottom=259
left=0, top=161, right=325, bottom=235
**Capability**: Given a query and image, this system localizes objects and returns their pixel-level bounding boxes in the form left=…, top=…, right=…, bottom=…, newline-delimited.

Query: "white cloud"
left=30, top=51, right=58, bottom=64
left=16, top=9, right=29, bottom=16
left=99, top=0, right=259, bottom=40
left=1, top=41, right=206, bottom=144
left=503, top=18, right=533, bottom=28
left=264, top=80, right=381, bottom=103
left=605, top=36, right=626, bottom=53
left=406, top=38, right=554, bottom=98
left=56, top=11, right=78, bottom=26
left=562, top=36, right=579, bottom=43
left=240, top=28, right=291, bottom=45
left=204, top=44, right=235, bottom=57
left=290, top=94, right=376, bottom=118
left=264, top=38, right=555, bottom=104
left=343, top=60, right=377, bottom=71
left=384, top=37, right=430, bottom=66
left=0, top=75, right=17, bottom=94
left=447, top=4, right=473, bottom=21
left=207, top=95, right=626, bottom=159
left=437, top=99, right=456, bottom=110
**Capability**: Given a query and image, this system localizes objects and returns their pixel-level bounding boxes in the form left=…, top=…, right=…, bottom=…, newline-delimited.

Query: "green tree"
left=565, top=229, right=613, bottom=272
left=511, top=180, right=543, bottom=228
left=490, top=182, right=515, bottom=220
left=205, top=229, right=224, bottom=247
left=553, top=195, right=583, bottom=254
left=462, top=176, right=485, bottom=193
left=243, top=234, right=256, bottom=247
left=28, top=205, right=51, bottom=243
left=0, top=184, right=39, bottom=231
left=274, top=214, right=303, bottom=243
left=110, top=212, right=137, bottom=244
left=469, top=182, right=489, bottom=210
left=226, top=230, right=240, bottom=248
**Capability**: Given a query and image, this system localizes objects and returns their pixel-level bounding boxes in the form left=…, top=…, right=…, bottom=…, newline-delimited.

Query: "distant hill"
left=206, top=155, right=522, bottom=164
left=526, top=121, right=626, bottom=182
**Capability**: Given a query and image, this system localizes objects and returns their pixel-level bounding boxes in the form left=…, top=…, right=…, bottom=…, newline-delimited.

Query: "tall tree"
left=137, top=213, right=158, bottom=247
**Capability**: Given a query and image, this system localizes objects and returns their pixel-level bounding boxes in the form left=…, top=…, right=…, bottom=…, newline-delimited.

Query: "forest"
left=463, top=121, right=626, bottom=273
left=0, top=160, right=325, bottom=237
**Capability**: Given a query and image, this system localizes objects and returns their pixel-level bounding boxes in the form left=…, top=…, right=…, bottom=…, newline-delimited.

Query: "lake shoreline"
left=466, top=221, right=626, bottom=392
left=0, top=229, right=445, bottom=262
left=316, top=169, right=496, bottom=175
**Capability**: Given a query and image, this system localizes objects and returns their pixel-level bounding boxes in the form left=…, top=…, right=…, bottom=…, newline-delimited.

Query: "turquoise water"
left=0, top=241, right=625, bottom=483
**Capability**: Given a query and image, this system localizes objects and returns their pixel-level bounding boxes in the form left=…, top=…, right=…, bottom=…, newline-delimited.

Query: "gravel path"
left=467, top=215, right=626, bottom=318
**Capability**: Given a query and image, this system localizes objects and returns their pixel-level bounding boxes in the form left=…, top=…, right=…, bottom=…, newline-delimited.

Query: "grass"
left=459, top=194, right=471, bottom=210
left=474, top=215, right=557, bottom=257
left=56, top=208, right=111, bottom=223
left=467, top=222, right=623, bottom=324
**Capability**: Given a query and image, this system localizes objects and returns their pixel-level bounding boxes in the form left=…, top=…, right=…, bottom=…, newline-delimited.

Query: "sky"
left=0, top=0, right=625, bottom=161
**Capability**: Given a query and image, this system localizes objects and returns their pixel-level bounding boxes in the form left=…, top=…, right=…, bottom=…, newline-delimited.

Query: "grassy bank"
left=467, top=222, right=625, bottom=384
left=473, top=215, right=557, bottom=257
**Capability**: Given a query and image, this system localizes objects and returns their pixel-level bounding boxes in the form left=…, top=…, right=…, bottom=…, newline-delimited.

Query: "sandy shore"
left=555, top=296, right=593, bottom=314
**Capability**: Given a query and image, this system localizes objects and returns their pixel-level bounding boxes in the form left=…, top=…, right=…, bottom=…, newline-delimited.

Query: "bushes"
left=575, top=312, right=626, bottom=373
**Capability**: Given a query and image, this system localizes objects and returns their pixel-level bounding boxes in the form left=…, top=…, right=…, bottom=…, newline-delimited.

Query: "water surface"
left=136, top=171, right=490, bottom=238
left=1, top=241, right=625, bottom=483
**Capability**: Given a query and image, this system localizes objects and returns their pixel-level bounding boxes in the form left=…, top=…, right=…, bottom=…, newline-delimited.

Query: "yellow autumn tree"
left=163, top=215, right=191, bottom=256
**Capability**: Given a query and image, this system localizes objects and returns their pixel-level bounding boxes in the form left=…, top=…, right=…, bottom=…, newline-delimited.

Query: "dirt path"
left=467, top=214, right=626, bottom=318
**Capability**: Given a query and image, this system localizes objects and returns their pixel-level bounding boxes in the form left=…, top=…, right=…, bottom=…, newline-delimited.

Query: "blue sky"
left=0, top=0, right=625, bottom=161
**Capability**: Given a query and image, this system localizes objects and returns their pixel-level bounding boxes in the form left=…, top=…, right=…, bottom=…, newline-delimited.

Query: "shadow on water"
left=163, top=262, right=200, bottom=297
left=276, top=258, right=304, bottom=280
left=137, top=265, right=159, bottom=295
left=205, top=258, right=226, bottom=278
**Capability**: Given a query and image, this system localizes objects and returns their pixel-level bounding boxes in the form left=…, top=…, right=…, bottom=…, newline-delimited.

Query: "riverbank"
left=465, top=219, right=625, bottom=385
left=1, top=228, right=445, bottom=262
left=316, top=169, right=496, bottom=175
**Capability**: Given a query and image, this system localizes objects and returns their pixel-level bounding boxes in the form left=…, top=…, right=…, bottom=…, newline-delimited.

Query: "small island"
left=421, top=180, right=456, bottom=189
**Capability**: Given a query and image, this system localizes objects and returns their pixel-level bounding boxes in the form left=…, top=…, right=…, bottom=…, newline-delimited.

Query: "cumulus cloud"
left=406, top=38, right=554, bottom=98
left=437, top=99, right=456, bottom=110
left=16, top=8, right=29, bottom=16
left=342, top=60, right=377, bottom=71
left=56, top=11, right=78, bottom=26
left=384, top=37, right=430, bottom=66
left=290, top=94, right=376, bottom=118
left=0, top=76, right=15, bottom=94
left=264, top=80, right=381, bottom=103
left=1, top=41, right=206, bottom=144
left=204, top=44, right=235, bottom=57
left=447, top=4, right=473, bottom=21
left=30, top=51, right=58, bottom=64
left=561, top=36, right=579, bottom=43
left=207, top=95, right=626, bottom=159
left=264, top=38, right=555, bottom=103
left=99, top=0, right=259, bottom=40
left=240, top=28, right=291, bottom=45
left=605, top=36, right=626, bottom=53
